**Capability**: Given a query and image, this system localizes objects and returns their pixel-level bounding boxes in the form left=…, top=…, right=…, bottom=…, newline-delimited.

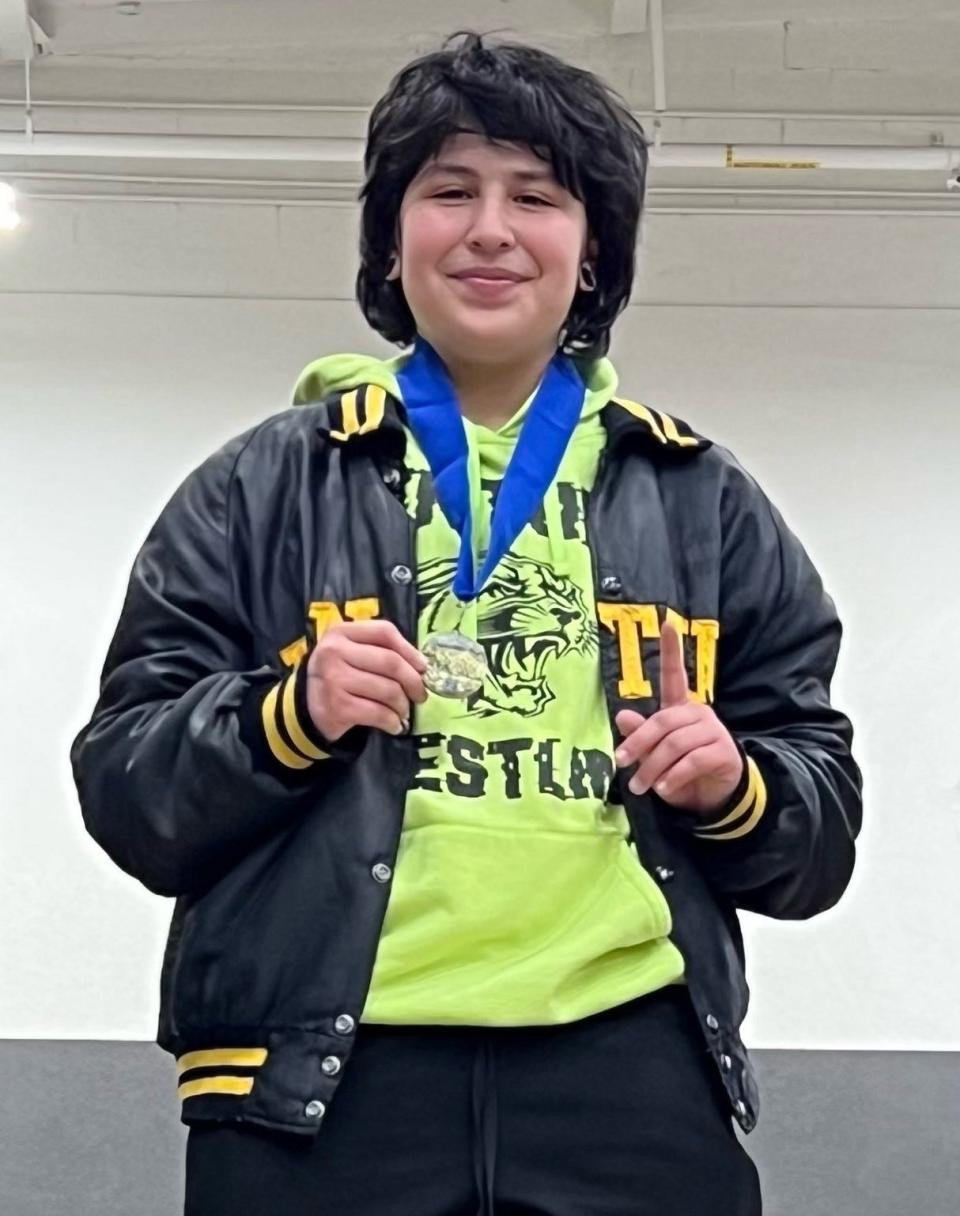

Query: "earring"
left=385, top=254, right=400, bottom=282
left=578, top=262, right=597, bottom=292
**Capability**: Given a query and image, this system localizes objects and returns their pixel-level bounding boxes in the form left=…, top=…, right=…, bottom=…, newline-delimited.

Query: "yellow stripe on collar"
left=330, top=385, right=387, bottom=442
left=613, top=398, right=703, bottom=448
left=359, top=384, right=386, bottom=434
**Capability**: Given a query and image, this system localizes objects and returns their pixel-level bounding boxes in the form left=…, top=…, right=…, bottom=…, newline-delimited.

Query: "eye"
left=429, top=188, right=553, bottom=205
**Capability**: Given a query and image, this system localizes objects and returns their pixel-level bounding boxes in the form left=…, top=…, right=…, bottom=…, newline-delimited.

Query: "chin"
left=439, top=316, right=556, bottom=363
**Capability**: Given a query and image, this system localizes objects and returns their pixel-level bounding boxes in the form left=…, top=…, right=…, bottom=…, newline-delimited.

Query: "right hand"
left=305, top=620, right=428, bottom=741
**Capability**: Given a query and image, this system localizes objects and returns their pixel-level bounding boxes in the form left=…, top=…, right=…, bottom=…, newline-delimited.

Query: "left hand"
left=614, top=620, right=744, bottom=817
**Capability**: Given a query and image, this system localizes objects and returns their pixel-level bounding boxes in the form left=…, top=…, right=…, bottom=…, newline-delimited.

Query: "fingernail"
left=655, top=781, right=668, bottom=795
left=614, top=748, right=629, bottom=766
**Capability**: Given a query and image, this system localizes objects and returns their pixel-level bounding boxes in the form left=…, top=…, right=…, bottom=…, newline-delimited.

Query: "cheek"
left=531, top=222, right=584, bottom=282
left=402, top=208, right=460, bottom=275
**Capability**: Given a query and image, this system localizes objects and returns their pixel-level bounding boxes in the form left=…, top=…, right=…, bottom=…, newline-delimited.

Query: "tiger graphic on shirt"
left=416, top=555, right=596, bottom=718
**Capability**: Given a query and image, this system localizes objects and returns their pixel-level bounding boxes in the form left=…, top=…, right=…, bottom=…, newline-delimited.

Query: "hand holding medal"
left=305, top=620, right=428, bottom=739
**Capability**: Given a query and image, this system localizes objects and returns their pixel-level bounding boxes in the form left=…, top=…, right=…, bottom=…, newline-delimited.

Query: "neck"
left=440, top=347, right=558, bottom=429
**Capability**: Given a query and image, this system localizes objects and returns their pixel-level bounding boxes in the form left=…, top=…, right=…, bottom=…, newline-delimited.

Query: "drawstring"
left=471, top=1036, right=498, bottom=1216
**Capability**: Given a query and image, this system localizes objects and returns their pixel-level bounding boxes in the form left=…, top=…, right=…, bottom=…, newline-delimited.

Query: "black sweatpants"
left=184, top=985, right=762, bottom=1216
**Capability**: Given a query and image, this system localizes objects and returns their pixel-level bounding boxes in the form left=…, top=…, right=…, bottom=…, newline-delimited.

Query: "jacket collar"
left=602, top=396, right=711, bottom=456
left=309, top=384, right=711, bottom=460
left=309, top=383, right=407, bottom=459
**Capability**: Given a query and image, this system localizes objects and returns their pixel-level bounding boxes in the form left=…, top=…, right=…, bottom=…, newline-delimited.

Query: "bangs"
left=364, top=78, right=589, bottom=204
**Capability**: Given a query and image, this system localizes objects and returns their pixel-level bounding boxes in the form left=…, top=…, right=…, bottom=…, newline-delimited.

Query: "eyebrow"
left=421, top=161, right=556, bottom=184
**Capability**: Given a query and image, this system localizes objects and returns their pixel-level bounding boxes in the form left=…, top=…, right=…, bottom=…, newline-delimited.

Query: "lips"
left=450, top=268, right=529, bottom=283
left=450, top=275, right=525, bottom=302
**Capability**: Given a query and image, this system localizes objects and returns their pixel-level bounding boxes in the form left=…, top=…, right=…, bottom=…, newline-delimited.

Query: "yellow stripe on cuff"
left=177, top=1047, right=268, bottom=1079
left=178, top=1075, right=255, bottom=1102
left=707, top=770, right=768, bottom=840
left=262, top=682, right=312, bottom=770
left=694, top=757, right=768, bottom=841
left=694, top=758, right=759, bottom=834
left=281, top=672, right=329, bottom=761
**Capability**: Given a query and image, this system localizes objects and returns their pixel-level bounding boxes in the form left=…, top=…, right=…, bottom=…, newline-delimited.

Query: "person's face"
left=393, top=133, right=595, bottom=366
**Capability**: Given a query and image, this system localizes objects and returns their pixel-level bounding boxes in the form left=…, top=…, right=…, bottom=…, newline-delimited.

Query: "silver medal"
left=422, top=631, right=488, bottom=699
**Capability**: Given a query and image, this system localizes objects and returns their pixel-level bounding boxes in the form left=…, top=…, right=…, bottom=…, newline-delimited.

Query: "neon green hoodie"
left=294, top=351, right=685, bottom=1025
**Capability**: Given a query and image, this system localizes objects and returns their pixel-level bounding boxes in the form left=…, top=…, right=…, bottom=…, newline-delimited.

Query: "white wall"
left=1, top=198, right=958, bottom=1049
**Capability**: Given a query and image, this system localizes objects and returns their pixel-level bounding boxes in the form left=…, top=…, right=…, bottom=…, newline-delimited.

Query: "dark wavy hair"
left=356, top=31, right=648, bottom=360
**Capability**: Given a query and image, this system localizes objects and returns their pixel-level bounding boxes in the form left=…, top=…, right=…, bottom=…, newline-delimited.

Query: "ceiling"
left=1, top=1, right=959, bottom=212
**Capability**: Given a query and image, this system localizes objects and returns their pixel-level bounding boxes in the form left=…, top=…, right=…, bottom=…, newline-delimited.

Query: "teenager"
left=71, top=31, right=862, bottom=1216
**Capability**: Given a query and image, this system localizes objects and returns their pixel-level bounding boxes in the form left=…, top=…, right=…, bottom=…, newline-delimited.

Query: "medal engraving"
left=422, top=632, right=488, bottom=699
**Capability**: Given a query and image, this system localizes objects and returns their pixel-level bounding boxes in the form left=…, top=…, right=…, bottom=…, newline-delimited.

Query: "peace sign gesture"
left=613, top=619, right=744, bottom=816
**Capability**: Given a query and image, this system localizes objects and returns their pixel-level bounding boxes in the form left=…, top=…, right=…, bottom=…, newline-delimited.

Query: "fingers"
left=625, top=721, right=718, bottom=796
left=306, top=621, right=427, bottom=740
left=615, top=708, right=645, bottom=736
left=334, top=694, right=408, bottom=737
left=338, top=670, right=412, bottom=725
left=337, top=620, right=428, bottom=674
left=341, top=639, right=428, bottom=704
left=646, top=741, right=730, bottom=803
left=307, top=662, right=409, bottom=739
left=614, top=703, right=700, bottom=768
left=659, top=619, right=690, bottom=709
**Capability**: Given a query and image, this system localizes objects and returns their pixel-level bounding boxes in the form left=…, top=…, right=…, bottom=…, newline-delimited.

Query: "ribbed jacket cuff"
left=690, top=744, right=769, bottom=841
left=238, top=652, right=365, bottom=781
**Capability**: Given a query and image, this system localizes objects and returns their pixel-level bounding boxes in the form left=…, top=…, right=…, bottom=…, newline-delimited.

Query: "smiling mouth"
left=449, top=275, right=528, bottom=299
left=452, top=274, right=525, bottom=282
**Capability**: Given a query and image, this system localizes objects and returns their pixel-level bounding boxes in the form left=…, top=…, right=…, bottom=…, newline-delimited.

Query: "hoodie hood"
left=292, top=350, right=621, bottom=587
left=291, top=350, right=620, bottom=425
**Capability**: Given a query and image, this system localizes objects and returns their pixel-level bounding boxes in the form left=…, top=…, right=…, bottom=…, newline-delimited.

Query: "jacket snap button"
left=372, top=862, right=393, bottom=883
left=654, top=866, right=675, bottom=883
left=334, top=1014, right=356, bottom=1035
left=304, top=1100, right=326, bottom=1119
left=735, top=1099, right=748, bottom=1119
left=600, top=575, right=622, bottom=595
left=720, top=1053, right=732, bottom=1072
left=382, top=468, right=401, bottom=488
left=705, top=1014, right=720, bottom=1032
left=389, top=564, right=413, bottom=585
left=321, top=1055, right=341, bottom=1076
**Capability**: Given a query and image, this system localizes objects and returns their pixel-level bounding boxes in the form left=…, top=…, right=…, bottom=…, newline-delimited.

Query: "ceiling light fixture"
left=0, top=181, right=22, bottom=231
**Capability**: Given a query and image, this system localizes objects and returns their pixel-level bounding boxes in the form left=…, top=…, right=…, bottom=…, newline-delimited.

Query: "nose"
left=464, top=192, right=515, bottom=252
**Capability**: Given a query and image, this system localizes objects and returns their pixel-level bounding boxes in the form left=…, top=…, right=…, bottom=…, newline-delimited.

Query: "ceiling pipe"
left=2, top=170, right=957, bottom=201
left=1, top=99, right=959, bottom=125
left=0, top=132, right=958, bottom=176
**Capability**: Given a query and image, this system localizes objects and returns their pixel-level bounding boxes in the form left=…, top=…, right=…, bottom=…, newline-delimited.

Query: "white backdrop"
left=1, top=200, right=958, bottom=1049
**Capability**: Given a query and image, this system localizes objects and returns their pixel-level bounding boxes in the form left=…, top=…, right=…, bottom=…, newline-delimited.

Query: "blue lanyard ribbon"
left=396, top=337, right=585, bottom=604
